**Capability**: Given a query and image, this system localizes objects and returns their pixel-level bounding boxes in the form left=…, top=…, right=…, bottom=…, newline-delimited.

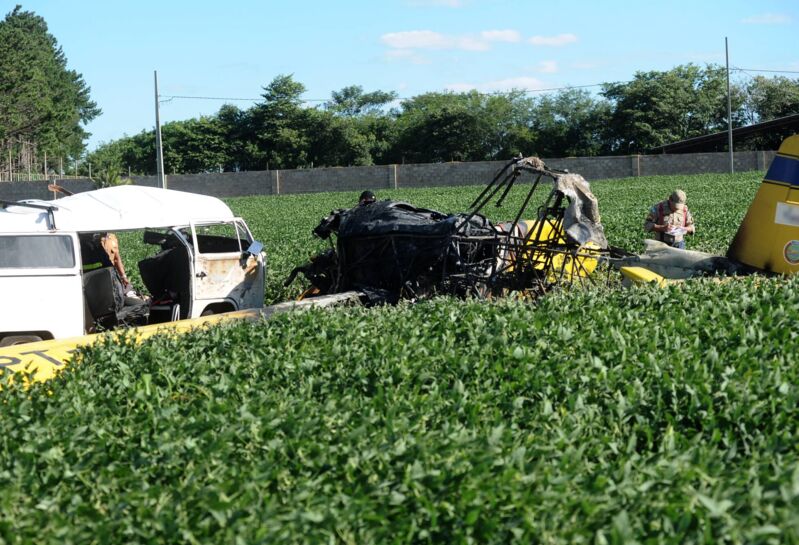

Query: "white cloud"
left=445, top=76, right=548, bottom=93
left=380, top=30, right=489, bottom=51
left=741, top=13, right=792, bottom=24
left=380, top=28, right=525, bottom=61
left=457, top=36, right=491, bottom=51
left=529, top=33, right=578, bottom=47
left=480, top=29, right=522, bottom=43
left=537, top=60, right=558, bottom=73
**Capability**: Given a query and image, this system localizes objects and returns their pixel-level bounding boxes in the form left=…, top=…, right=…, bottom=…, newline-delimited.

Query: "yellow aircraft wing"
left=0, top=292, right=360, bottom=386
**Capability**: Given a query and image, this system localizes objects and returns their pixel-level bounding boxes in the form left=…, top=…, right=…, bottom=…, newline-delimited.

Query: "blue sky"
left=9, top=0, right=799, bottom=150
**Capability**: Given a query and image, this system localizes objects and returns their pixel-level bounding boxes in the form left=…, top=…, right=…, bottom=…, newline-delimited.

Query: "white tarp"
left=0, top=186, right=236, bottom=233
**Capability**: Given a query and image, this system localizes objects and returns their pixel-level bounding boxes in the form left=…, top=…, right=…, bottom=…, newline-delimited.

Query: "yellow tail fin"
left=726, top=135, right=799, bottom=274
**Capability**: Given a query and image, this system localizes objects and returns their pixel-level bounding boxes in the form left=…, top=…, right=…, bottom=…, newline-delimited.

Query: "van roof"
left=0, top=186, right=237, bottom=233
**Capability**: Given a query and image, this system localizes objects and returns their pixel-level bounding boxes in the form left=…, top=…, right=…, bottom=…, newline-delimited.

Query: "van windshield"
left=0, top=235, right=75, bottom=268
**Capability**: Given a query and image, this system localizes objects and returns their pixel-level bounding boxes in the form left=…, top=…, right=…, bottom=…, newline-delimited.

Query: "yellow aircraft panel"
left=0, top=310, right=259, bottom=386
left=619, top=266, right=668, bottom=287
left=0, top=291, right=361, bottom=386
left=727, top=135, right=799, bottom=274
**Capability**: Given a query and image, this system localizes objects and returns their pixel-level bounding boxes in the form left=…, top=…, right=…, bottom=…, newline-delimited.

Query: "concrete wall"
left=132, top=171, right=273, bottom=197
left=0, top=179, right=95, bottom=201
left=639, top=150, right=777, bottom=176
left=0, top=150, right=776, bottom=202
left=277, top=165, right=392, bottom=194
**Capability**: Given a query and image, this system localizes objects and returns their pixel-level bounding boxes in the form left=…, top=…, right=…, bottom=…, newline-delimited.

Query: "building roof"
left=649, top=113, right=799, bottom=154
left=0, top=185, right=236, bottom=233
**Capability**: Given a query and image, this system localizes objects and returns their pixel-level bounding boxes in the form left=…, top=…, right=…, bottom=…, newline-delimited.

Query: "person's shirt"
left=644, top=200, right=694, bottom=243
left=101, top=233, right=128, bottom=282
left=80, top=236, right=113, bottom=272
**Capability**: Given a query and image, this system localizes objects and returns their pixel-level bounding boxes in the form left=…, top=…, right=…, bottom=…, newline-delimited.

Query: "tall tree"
left=249, top=74, right=311, bottom=169
left=390, top=91, right=536, bottom=163
left=601, top=64, right=744, bottom=153
left=325, top=85, right=397, bottom=117
left=739, top=75, right=799, bottom=149
left=743, top=75, right=799, bottom=122
left=0, top=5, right=100, bottom=164
left=531, top=89, right=611, bottom=157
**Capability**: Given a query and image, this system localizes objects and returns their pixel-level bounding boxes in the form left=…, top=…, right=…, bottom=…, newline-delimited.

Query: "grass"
left=3, top=169, right=796, bottom=544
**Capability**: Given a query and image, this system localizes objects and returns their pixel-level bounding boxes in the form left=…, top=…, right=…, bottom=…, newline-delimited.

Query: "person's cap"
left=359, top=190, right=375, bottom=202
left=669, top=189, right=687, bottom=209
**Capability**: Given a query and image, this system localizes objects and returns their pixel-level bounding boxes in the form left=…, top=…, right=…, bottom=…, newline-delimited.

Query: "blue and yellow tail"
left=727, top=135, right=799, bottom=274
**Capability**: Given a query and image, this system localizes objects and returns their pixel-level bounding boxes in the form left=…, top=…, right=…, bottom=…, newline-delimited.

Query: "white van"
left=0, top=185, right=265, bottom=346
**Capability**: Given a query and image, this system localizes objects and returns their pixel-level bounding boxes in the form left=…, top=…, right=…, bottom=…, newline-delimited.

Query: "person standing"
left=644, top=189, right=695, bottom=249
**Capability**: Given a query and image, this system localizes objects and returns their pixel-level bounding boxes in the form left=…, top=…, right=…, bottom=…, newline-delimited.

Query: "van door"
left=189, top=219, right=265, bottom=317
left=0, top=232, right=83, bottom=341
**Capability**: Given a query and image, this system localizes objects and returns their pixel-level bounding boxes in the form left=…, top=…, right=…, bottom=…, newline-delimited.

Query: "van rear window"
left=0, top=235, right=75, bottom=268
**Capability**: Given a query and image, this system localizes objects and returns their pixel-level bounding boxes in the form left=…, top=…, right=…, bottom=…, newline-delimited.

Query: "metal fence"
left=0, top=172, right=89, bottom=183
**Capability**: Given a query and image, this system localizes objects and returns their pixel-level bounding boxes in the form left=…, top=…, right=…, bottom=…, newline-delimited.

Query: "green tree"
left=531, top=89, right=611, bottom=157
left=217, top=104, right=254, bottom=171
left=601, top=64, right=744, bottom=153
left=306, top=110, right=374, bottom=166
left=739, top=75, right=799, bottom=150
left=0, top=5, right=100, bottom=160
left=248, top=74, right=311, bottom=169
left=94, top=159, right=131, bottom=188
left=161, top=117, right=229, bottom=173
left=743, top=75, right=799, bottom=122
left=89, top=131, right=156, bottom=175
left=326, top=85, right=397, bottom=117
left=390, top=91, right=536, bottom=163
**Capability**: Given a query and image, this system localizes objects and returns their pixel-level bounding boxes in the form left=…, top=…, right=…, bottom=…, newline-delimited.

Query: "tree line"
left=2, top=6, right=798, bottom=179
left=90, top=68, right=799, bottom=176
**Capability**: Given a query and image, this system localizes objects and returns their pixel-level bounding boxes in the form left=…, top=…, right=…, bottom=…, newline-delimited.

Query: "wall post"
left=269, top=170, right=281, bottom=195
left=631, top=154, right=641, bottom=177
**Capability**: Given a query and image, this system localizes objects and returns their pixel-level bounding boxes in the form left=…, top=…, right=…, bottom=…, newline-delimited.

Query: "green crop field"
left=3, top=171, right=799, bottom=544
left=230, top=171, right=760, bottom=304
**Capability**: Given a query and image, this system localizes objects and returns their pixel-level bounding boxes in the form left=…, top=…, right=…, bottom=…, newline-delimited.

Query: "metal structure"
left=288, top=156, right=614, bottom=303
left=154, top=71, right=166, bottom=189
left=454, top=155, right=611, bottom=298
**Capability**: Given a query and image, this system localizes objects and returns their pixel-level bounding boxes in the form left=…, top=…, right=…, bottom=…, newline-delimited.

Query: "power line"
left=731, top=68, right=799, bottom=74
left=160, top=94, right=262, bottom=102
left=156, top=68, right=796, bottom=105
left=160, top=94, right=332, bottom=103
left=157, top=81, right=623, bottom=105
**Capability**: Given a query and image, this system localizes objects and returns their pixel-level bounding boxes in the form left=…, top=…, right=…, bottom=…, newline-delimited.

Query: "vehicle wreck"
left=287, top=156, right=616, bottom=303
left=0, top=185, right=265, bottom=346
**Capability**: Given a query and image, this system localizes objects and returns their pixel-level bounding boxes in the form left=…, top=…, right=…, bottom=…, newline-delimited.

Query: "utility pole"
left=154, top=70, right=166, bottom=189
left=726, top=37, right=734, bottom=174
left=44, top=151, right=48, bottom=179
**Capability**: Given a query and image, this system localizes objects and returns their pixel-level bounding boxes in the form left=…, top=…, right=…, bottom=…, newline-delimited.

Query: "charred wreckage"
left=286, top=156, right=624, bottom=304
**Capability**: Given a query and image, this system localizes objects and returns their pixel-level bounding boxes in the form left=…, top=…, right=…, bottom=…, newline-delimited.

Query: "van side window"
left=194, top=223, right=247, bottom=254
left=0, top=235, right=75, bottom=268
